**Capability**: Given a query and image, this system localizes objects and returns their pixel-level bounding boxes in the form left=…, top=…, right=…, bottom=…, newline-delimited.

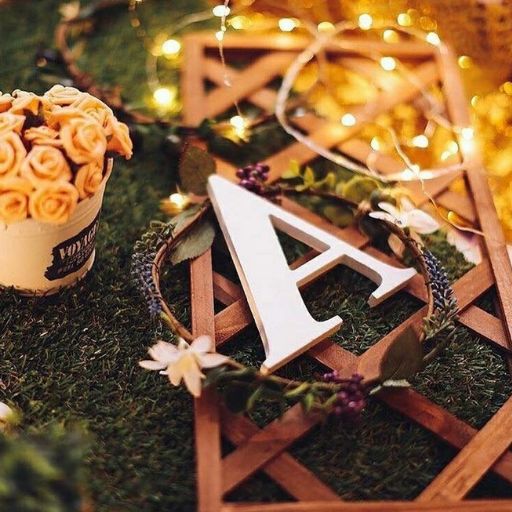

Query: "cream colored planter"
left=0, top=160, right=112, bottom=295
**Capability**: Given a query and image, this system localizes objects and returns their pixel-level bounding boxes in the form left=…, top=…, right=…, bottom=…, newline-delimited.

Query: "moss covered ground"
left=0, top=1, right=511, bottom=510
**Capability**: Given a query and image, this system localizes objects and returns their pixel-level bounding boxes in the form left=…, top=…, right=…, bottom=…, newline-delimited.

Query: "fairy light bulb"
left=278, top=18, right=298, bottom=32
left=459, top=127, right=475, bottom=153
left=169, top=193, right=188, bottom=210
left=215, top=30, right=225, bottom=41
left=458, top=55, right=472, bottom=69
left=358, top=13, right=373, bottom=30
left=502, top=82, right=512, bottom=95
left=380, top=56, right=396, bottom=71
left=153, top=87, right=175, bottom=107
left=212, top=5, right=230, bottom=17
left=397, top=13, right=412, bottom=26
left=370, top=137, right=381, bottom=151
left=383, top=29, right=399, bottom=43
left=161, top=39, right=181, bottom=56
left=341, top=113, right=356, bottom=127
left=425, top=32, right=441, bottom=46
left=412, top=134, right=429, bottom=148
left=230, top=115, right=247, bottom=138
left=317, top=21, right=335, bottom=33
left=461, top=127, right=474, bottom=140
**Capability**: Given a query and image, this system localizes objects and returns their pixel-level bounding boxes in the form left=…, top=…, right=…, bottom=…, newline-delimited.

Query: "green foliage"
left=0, top=425, right=88, bottom=512
left=178, top=145, right=216, bottom=196
left=169, top=217, right=215, bottom=265
left=379, top=327, right=424, bottom=382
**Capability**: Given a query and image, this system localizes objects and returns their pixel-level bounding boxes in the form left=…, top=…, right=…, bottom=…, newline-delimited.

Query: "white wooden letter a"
left=208, top=175, right=416, bottom=373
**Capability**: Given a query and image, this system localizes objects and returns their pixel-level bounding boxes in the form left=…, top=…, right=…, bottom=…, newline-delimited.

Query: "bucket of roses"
left=0, top=85, right=132, bottom=294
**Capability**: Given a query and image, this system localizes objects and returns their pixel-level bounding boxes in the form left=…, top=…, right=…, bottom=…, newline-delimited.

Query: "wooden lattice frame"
left=181, top=32, right=512, bottom=511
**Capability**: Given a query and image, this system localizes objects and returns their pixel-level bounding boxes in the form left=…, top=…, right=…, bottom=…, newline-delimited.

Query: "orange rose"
left=72, top=94, right=113, bottom=133
left=0, top=113, right=25, bottom=135
left=60, top=117, right=107, bottom=164
left=46, top=107, right=87, bottom=129
left=24, top=126, right=62, bottom=147
left=0, top=176, right=32, bottom=224
left=44, top=84, right=84, bottom=106
left=21, top=146, right=71, bottom=188
left=107, top=119, right=133, bottom=159
left=74, top=160, right=104, bottom=199
left=29, top=181, right=79, bottom=224
left=9, top=90, right=42, bottom=115
left=0, top=132, right=27, bottom=178
left=0, top=93, right=13, bottom=113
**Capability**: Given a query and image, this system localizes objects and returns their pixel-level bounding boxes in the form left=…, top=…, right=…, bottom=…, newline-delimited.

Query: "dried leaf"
left=379, top=326, right=423, bottom=382
left=179, top=145, right=216, bottom=196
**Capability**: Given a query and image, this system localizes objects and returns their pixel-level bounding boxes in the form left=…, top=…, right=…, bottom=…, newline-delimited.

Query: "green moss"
left=0, top=1, right=511, bottom=510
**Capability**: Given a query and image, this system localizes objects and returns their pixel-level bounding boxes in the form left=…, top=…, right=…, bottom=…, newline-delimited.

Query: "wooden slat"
left=222, top=500, right=512, bottom=512
left=437, top=46, right=512, bottom=351
left=221, top=405, right=321, bottom=494
left=222, top=410, right=340, bottom=502
left=181, top=35, right=207, bottom=125
left=205, top=53, right=295, bottom=118
left=204, top=58, right=277, bottom=112
left=191, top=251, right=223, bottom=512
left=419, top=396, right=512, bottom=501
left=189, top=32, right=435, bottom=57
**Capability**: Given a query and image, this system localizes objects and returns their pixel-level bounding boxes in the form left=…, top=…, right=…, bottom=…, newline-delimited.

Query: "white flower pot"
left=0, top=160, right=112, bottom=295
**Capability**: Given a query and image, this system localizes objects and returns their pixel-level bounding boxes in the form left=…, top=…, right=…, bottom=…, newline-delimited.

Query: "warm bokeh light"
left=397, top=13, right=412, bottom=27
left=341, top=113, right=356, bottom=126
left=412, top=134, right=429, bottom=148
left=425, top=32, right=441, bottom=46
left=212, top=5, right=230, bottom=17
left=358, top=13, right=373, bottom=30
left=153, top=87, right=175, bottom=107
left=161, top=38, right=181, bottom=56
left=278, top=18, right=298, bottom=32
left=383, top=29, right=399, bottom=43
left=317, top=21, right=335, bottom=33
left=380, top=56, right=397, bottom=71
left=458, top=55, right=472, bottom=69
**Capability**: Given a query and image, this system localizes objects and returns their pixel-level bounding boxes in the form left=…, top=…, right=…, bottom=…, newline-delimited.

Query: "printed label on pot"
left=45, top=212, right=101, bottom=281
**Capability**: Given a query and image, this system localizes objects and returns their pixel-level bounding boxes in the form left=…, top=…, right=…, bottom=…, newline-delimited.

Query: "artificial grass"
left=0, top=1, right=511, bottom=510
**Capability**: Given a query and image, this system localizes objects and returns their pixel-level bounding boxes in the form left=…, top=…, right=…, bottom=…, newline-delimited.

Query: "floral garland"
left=132, top=153, right=458, bottom=421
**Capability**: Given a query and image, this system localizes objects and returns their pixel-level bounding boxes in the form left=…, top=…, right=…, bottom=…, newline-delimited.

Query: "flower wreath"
left=132, top=157, right=458, bottom=421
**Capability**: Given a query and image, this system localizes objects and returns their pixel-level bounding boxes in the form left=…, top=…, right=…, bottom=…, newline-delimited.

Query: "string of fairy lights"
left=128, top=0, right=512, bottom=239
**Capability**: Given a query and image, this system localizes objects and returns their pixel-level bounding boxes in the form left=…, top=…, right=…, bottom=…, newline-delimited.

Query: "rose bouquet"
left=0, top=85, right=132, bottom=294
left=0, top=85, right=132, bottom=225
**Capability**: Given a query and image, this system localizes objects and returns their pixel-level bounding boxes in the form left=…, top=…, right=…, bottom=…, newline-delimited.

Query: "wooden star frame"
left=181, top=32, right=512, bottom=512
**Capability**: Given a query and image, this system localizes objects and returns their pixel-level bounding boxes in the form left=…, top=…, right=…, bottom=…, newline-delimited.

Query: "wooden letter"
left=208, top=176, right=416, bottom=373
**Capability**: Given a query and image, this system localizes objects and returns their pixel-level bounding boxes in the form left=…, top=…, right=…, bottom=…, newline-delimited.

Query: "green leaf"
left=282, top=160, right=301, bottom=179
left=302, top=392, right=315, bottom=413
left=303, top=166, right=315, bottom=187
left=379, top=327, right=424, bottom=382
left=179, top=145, right=216, bottom=195
left=246, top=386, right=264, bottom=411
left=172, top=204, right=202, bottom=232
left=170, top=219, right=216, bottom=265
left=341, top=176, right=380, bottom=203
left=323, top=205, right=353, bottom=227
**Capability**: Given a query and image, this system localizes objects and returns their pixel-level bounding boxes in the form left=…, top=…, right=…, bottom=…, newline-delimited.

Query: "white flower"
left=369, top=198, right=440, bottom=234
left=0, top=402, right=14, bottom=431
left=446, top=228, right=482, bottom=265
left=140, top=336, right=229, bottom=397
